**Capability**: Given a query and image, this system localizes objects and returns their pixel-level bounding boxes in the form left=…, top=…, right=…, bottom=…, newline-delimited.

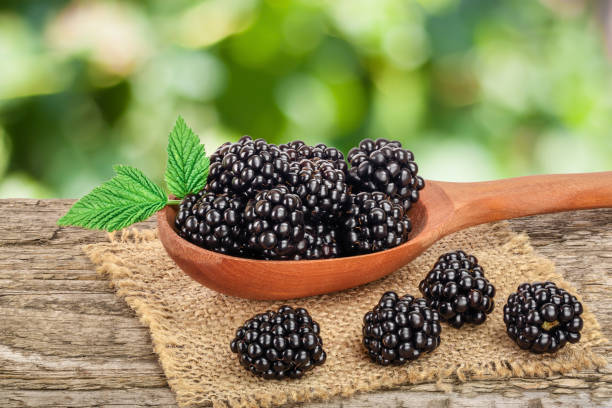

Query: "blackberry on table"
left=244, top=186, right=308, bottom=260
left=347, top=138, right=424, bottom=211
left=279, top=141, right=348, bottom=172
left=339, top=192, right=411, bottom=255
left=362, top=291, right=441, bottom=366
left=230, top=305, right=326, bottom=379
left=419, top=250, right=495, bottom=328
left=285, top=158, right=350, bottom=221
left=504, top=282, right=583, bottom=354
left=175, top=191, right=248, bottom=256
left=207, top=136, right=291, bottom=198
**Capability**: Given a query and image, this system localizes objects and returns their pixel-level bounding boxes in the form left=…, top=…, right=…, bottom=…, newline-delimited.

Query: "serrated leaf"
left=58, top=165, right=168, bottom=232
left=165, top=116, right=209, bottom=198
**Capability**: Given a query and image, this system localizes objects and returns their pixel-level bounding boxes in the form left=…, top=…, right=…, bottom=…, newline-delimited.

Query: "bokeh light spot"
left=275, top=74, right=336, bottom=134
left=382, top=24, right=430, bottom=70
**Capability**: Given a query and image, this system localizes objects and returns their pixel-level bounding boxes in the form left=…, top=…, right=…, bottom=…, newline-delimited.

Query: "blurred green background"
left=0, top=0, right=611, bottom=198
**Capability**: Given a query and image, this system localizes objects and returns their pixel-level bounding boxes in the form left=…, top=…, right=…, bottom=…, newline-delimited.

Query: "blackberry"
left=230, top=305, right=326, bottom=379
left=362, top=291, right=441, bottom=366
left=300, top=223, right=340, bottom=260
left=244, top=186, right=307, bottom=260
left=419, top=250, right=495, bottom=328
left=285, top=158, right=350, bottom=221
left=347, top=138, right=424, bottom=211
left=175, top=192, right=248, bottom=256
left=339, top=192, right=411, bottom=255
left=279, top=141, right=348, bottom=172
left=207, top=136, right=291, bottom=198
left=504, top=282, right=584, bottom=354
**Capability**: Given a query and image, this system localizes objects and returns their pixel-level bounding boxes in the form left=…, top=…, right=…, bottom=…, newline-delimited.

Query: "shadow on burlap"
left=84, top=222, right=607, bottom=408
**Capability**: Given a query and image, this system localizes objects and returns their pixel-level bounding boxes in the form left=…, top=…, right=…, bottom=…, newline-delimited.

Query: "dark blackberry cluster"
left=419, top=251, right=495, bottom=328
left=230, top=305, right=326, bottom=379
left=279, top=141, right=348, bottom=172
left=244, top=186, right=308, bottom=260
left=504, top=282, right=583, bottom=354
left=285, top=158, right=350, bottom=221
left=339, top=192, right=411, bottom=255
left=347, top=138, right=424, bottom=211
left=175, top=191, right=248, bottom=256
left=176, top=136, right=422, bottom=259
left=207, top=136, right=291, bottom=198
left=362, top=291, right=441, bottom=365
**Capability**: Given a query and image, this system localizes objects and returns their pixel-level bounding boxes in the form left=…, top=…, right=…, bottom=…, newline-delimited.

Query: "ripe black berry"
left=419, top=250, right=495, bottom=328
left=279, top=140, right=348, bottom=172
left=285, top=158, right=350, bottom=221
left=175, top=191, right=248, bottom=256
left=230, top=305, right=326, bottom=379
left=244, top=186, right=308, bottom=260
left=339, top=191, right=411, bottom=255
left=301, top=223, right=340, bottom=260
left=362, top=291, right=441, bottom=365
left=504, top=282, right=583, bottom=354
left=207, top=136, right=291, bottom=198
left=347, top=138, right=424, bottom=211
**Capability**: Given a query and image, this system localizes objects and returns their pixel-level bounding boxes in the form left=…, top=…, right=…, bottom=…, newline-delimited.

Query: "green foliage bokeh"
left=0, top=0, right=610, bottom=198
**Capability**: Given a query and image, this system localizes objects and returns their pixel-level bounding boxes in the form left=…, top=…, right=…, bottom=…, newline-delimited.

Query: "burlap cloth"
left=84, top=222, right=607, bottom=408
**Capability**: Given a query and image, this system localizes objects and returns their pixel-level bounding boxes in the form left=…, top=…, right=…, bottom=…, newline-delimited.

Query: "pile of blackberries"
left=181, top=138, right=588, bottom=377
left=175, top=137, right=424, bottom=260
left=360, top=251, right=585, bottom=368
left=230, top=278, right=585, bottom=379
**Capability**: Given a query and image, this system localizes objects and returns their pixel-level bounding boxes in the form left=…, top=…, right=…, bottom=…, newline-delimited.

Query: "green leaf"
left=58, top=165, right=168, bottom=232
left=165, top=115, right=209, bottom=198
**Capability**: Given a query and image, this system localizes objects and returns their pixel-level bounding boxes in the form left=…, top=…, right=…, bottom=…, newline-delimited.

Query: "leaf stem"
left=167, top=199, right=182, bottom=206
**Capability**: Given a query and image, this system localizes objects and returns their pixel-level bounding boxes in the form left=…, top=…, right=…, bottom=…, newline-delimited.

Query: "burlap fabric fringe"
left=84, top=222, right=607, bottom=408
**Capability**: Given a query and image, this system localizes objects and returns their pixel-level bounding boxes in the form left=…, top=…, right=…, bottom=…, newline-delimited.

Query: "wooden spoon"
left=158, top=172, right=612, bottom=300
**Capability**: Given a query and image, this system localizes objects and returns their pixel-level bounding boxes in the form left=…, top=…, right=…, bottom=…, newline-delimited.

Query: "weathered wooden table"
left=1, top=200, right=610, bottom=407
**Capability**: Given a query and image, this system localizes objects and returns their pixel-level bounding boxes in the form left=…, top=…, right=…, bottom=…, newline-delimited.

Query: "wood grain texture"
left=0, top=199, right=610, bottom=407
left=441, top=172, right=612, bottom=232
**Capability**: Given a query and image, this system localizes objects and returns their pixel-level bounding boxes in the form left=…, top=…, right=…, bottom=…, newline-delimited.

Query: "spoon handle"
left=438, top=171, right=612, bottom=232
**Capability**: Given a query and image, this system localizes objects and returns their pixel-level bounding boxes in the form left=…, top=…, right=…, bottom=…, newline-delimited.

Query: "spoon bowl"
left=158, top=172, right=612, bottom=300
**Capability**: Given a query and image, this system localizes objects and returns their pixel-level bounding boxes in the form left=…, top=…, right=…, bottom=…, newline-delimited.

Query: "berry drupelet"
left=244, top=186, right=308, bottom=260
left=419, top=250, right=495, bottom=328
left=339, top=192, right=411, bottom=255
left=504, top=282, right=584, bottom=354
left=207, top=136, right=291, bottom=198
left=285, top=158, right=350, bottom=221
left=347, top=138, right=424, bottom=211
left=362, top=291, right=441, bottom=366
left=175, top=191, right=248, bottom=256
left=230, top=305, right=326, bottom=379
left=279, top=141, right=348, bottom=172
